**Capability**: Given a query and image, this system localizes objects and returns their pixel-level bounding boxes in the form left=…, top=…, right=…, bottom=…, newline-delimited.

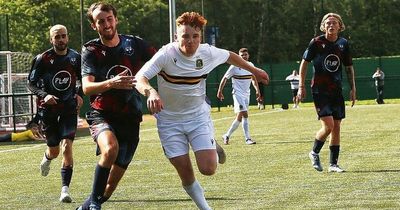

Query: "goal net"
left=0, top=51, right=36, bottom=131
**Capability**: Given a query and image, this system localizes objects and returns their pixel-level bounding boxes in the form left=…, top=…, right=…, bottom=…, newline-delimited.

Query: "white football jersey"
left=137, top=42, right=230, bottom=121
left=285, top=74, right=300, bottom=89
left=223, top=62, right=254, bottom=97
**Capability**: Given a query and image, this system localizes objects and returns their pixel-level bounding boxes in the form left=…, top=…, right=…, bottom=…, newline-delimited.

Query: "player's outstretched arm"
left=226, top=52, right=269, bottom=85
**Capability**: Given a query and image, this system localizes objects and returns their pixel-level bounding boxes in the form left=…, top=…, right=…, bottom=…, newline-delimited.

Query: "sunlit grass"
left=1, top=100, right=399, bottom=209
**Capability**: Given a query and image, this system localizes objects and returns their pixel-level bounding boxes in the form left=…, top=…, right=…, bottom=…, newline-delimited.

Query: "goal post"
left=0, top=51, right=36, bottom=131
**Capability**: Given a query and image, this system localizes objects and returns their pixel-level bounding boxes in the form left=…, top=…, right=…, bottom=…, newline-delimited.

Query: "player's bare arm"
left=251, top=75, right=261, bottom=101
left=136, top=75, right=164, bottom=114
left=345, top=65, right=357, bottom=107
left=226, top=52, right=270, bottom=85
left=217, top=77, right=228, bottom=101
left=82, top=70, right=135, bottom=95
left=297, top=59, right=309, bottom=101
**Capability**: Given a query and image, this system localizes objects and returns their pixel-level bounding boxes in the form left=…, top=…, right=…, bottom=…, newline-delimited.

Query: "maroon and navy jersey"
left=81, top=34, right=156, bottom=119
left=303, top=35, right=352, bottom=95
left=28, top=48, right=82, bottom=111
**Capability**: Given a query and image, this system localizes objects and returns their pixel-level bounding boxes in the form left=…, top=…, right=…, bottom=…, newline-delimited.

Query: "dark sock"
left=312, top=139, right=325, bottom=154
left=81, top=197, right=91, bottom=210
left=61, top=166, right=73, bottom=187
left=0, top=133, right=12, bottom=142
left=329, top=145, right=340, bottom=165
left=44, top=152, right=52, bottom=160
left=81, top=194, right=110, bottom=210
left=90, top=164, right=111, bottom=205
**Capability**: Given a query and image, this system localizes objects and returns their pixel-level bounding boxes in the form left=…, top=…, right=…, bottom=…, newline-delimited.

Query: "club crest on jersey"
left=70, top=57, right=77, bottom=66
left=106, top=65, right=132, bottom=79
left=52, top=70, right=71, bottom=91
left=324, top=54, right=340, bottom=72
left=124, top=46, right=134, bottom=55
left=195, top=59, right=203, bottom=70
left=50, top=59, right=54, bottom=64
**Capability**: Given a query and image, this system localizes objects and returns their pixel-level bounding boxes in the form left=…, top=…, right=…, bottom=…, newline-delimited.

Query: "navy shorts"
left=39, top=108, right=77, bottom=147
left=86, top=110, right=140, bottom=169
left=291, top=89, right=299, bottom=97
left=312, top=93, right=345, bottom=120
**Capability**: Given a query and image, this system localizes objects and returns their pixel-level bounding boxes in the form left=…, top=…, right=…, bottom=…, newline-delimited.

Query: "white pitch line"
left=0, top=109, right=285, bottom=153
left=0, top=144, right=43, bottom=153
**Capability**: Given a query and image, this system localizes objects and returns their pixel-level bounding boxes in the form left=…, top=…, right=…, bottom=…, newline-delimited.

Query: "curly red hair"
left=176, top=12, right=207, bottom=30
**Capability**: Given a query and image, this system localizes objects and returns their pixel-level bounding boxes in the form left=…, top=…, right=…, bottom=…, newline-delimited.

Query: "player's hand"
left=254, top=69, right=269, bottom=85
left=31, top=126, right=45, bottom=141
left=217, top=91, right=224, bottom=101
left=297, top=86, right=306, bottom=101
left=109, top=69, right=136, bottom=90
left=44, top=94, right=59, bottom=105
left=256, top=92, right=261, bottom=102
left=350, top=89, right=356, bottom=107
left=146, top=90, right=164, bottom=114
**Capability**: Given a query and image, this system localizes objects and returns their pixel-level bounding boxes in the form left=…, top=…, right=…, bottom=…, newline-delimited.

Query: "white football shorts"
left=233, top=94, right=250, bottom=113
left=157, top=115, right=216, bottom=159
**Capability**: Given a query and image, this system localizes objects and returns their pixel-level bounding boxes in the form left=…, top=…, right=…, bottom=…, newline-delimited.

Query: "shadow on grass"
left=350, top=169, right=400, bottom=173
left=107, top=197, right=237, bottom=203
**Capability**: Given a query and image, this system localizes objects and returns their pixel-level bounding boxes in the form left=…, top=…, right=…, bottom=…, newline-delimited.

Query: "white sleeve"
left=209, top=45, right=230, bottom=66
left=224, top=65, right=235, bottom=79
left=137, top=48, right=167, bottom=80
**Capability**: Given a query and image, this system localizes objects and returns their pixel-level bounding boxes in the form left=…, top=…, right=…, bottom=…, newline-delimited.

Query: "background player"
left=217, top=48, right=261, bottom=145
left=77, top=2, right=156, bottom=210
left=297, top=13, right=356, bottom=173
left=285, top=69, right=300, bottom=108
left=28, top=24, right=82, bottom=202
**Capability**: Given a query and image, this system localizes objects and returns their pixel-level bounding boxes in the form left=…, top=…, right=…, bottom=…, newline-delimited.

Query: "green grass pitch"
left=1, top=100, right=399, bottom=209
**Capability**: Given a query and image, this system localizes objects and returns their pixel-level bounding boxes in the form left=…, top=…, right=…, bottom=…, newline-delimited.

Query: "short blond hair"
left=320, top=13, right=345, bottom=32
left=49, top=24, right=67, bottom=37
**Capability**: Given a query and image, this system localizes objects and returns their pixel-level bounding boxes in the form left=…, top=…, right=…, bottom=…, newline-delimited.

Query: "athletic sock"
left=183, top=180, right=211, bottom=210
left=81, top=197, right=91, bottom=210
left=226, top=120, right=240, bottom=137
left=329, top=145, right=340, bottom=165
left=61, top=166, right=73, bottom=187
left=43, top=152, right=52, bottom=161
left=242, top=117, right=250, bottom=140
left=312, top=139, right=325, bottom=154
left=90, top=164, right=111, bottom=206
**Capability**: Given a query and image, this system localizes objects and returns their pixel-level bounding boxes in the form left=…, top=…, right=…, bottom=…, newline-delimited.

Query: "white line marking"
left=0, top=109, right=285, bottom=153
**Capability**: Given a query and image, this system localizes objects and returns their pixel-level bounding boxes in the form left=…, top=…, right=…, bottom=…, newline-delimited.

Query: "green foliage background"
left=1, top=0, right=400, bottom=62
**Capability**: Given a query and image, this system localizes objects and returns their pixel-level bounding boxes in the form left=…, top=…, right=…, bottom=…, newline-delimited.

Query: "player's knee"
left=199, top=165, right=216, bottom=176
left=47, top=147, right=60, bottom=159
left=101, top=145, right=118, bottom=161
left=322, top=124, right=334, bottom=133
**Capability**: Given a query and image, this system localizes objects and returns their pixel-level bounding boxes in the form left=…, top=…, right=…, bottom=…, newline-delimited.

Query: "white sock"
left=183, top=180, right=211, bottom=210
left=242, top=118, right=250, bottom=140
left=226, top=120, right=240, bottom=137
